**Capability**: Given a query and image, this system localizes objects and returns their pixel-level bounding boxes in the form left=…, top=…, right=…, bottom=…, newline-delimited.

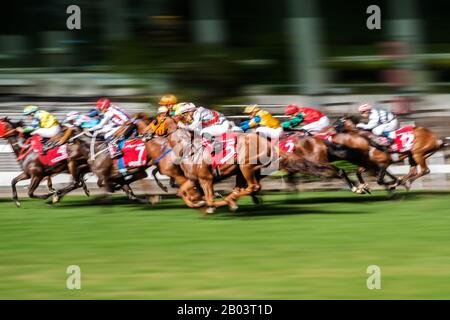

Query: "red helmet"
left=96, top=98, right=111, bottom=111
left=285, top=104, right=299, bottom=116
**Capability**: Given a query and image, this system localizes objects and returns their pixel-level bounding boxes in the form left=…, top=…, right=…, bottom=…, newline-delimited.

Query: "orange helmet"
left=159, top=94, right=177, bottom=106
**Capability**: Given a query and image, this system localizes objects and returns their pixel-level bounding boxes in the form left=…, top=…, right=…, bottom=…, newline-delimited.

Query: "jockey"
left=18, top=105, right=61, bottom=139
left=89, top=98, right=131, bottom=159
left=159, top=94, right=178, bottom=116
left=175, top=102, right=230, bottom=142
left=63, top=109, right=100, bottom=129
left=281, top=104, right=330, bottom=134
left=240, top=104, right=282, bottom=139
left=356, top=103, right=399, bottom=146
left=148, top=106, right=170, bottom=136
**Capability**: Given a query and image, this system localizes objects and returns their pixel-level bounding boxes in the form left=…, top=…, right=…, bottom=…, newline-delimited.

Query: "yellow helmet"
left=243, top=104, right=260, bottom=114
left=159, top=94, right=177, bottom=106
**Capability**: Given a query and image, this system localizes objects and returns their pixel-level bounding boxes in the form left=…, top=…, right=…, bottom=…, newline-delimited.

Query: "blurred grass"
left=1, top=190, right=450, bottom=299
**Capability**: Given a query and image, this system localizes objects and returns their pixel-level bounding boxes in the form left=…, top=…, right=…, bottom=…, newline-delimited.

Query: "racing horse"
left=0, top=117, right=90, bottom=207
left=334, top=116, right=450, bottom=186
left=278, top=133, right=369, bottom=193
left=123, top=114, right=205, bottom=208
left=66, top=125, right=153, bottom=204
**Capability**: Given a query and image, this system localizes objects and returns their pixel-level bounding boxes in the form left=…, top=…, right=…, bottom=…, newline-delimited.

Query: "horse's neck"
left=165, top=117, right=178, bottom=133
left=7, top=136, right=22, bottom=157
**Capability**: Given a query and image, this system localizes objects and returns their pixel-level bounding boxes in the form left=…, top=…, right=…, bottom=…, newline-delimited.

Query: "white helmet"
left=157, top=106, right=169, bottom=114
left=358, top=103, right=372, bottom=113
left=175, top=102, right=196, bottom=116
left=65, top=111, right=80, bottom=122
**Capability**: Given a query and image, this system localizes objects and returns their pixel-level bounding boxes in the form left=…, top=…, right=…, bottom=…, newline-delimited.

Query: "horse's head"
left=0, top=117, right=19, bottom=138
left=333, top=116, right=358, bottom=133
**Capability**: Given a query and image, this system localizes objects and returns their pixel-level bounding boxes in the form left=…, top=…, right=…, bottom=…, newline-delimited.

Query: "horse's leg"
left=336, top=168, right=361, bottom=194
left=221, top=166, right=260, bottom=210
left=152, top=167, right=168, bottom=193
left=356, top=167, right=370, bottom=194
left=177, top=179, right=206, bottom=208
left=52, top=161, right=81, bottom=203
left=28, top=175, right=53, bottom=200
left=11, top=172, right=30, bottom=207
left=408, top=154, right=430, bottom=183
left=400, top=153, right=418, bottom=184
left=46, top=176, right=55, bottom=194
left=199, top=178, right=219, bottom=214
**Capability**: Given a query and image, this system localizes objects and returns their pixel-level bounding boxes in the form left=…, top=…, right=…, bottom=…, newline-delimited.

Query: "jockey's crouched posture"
left=17, top=105, right=61, bottom=138
left=16, top=106, right=61, bottom=154
left=282, top=104, right=330, bottom=134
left=175, top=102, right=231, bottom=150
left=240, top=104, right=282, bottom=139
left=53, top=109, right=101, bottom=147
left=89, top=98, right=131, bottom=159
left=356, top=103, right=399, bottom=148
left=148, top=106, right=170, bottom=137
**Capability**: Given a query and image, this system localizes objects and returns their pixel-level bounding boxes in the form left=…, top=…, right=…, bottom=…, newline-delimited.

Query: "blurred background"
left=1, top=0, right=450, bottom=189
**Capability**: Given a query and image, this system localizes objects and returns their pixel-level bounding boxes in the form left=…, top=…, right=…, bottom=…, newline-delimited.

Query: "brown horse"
left=278, top=133, right=368, bottom=193
left=66, top=126, right=153, bottom=203
left=334, top=116, right=450, bottom=186
left=0, top=117, right=90, bottom=207
left=122, top=115, right=205, bottom=207
left=130, top=115, right=280, bottom=213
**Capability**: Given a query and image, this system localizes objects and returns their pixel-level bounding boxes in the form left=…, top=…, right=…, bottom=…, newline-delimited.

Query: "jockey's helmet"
left=159, top=94, right=177, bottom=106
left=243, top=104, right=260, bottom=114
left=65, top=111, right=80, bottom=122
left=23, top=105, right=39, bottom=116
left=175, top=102, right=196, bottom=116
left=96, top=98, right=111, bottom=112
left=285, top=104, right=299, bottom=116
left=157, top=106, right=169, bottom=114
left=358, top=103, right=372, bottom=113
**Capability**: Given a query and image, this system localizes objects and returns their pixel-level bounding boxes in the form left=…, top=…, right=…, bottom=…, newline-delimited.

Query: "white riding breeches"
left=301, top=116, right=330, bottom=133
left=256, top=126, right=283, bottom=139
left=31, top=125, right=61, bottom=138
left=96, top=124, right=121, bottom=140
left=200, top=120, right=230, bottom=137
left=372, top=119, right=399, bottom=136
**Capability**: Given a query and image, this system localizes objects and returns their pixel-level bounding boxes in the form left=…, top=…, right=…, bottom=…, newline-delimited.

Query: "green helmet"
left=23, top=105, right=39, bottom=116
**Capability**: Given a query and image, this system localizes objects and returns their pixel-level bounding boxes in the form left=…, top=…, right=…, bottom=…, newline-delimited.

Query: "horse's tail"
left=437, top=137, right=450, bottom=149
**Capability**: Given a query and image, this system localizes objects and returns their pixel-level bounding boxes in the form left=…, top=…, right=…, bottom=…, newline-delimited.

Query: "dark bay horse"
left=278, top=133, right=368, bottom=193
left=334, top=116, right=450, bottom=186
left=0, top=117, right=89, bottom=207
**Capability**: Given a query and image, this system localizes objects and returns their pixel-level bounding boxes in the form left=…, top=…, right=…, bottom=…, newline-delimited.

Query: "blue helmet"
left=88, top=109, right=99, bottom=117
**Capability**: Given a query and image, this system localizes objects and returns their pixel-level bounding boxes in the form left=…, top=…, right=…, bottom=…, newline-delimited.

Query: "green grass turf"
left=0, top=190, right=450, bottom=299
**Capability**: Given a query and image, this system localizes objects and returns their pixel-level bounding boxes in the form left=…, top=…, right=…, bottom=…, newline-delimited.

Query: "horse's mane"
left=346, top=115, right=360, bottom=124
left=132, top=112, right=151, bottom=121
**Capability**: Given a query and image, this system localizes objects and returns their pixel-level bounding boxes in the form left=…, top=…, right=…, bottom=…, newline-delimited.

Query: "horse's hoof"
left=196, top=200, right=206, bottom=207
left=404, top=180, right=411, bottom=192
left=52, top=195, right=60, bottom=204
left=214, top=192, right=223, bottom=198
left=205, top=207, right=216, bottom=214
left=351, top=186, right=358, bottom=193
left=229, top=204, right=239, bottom=212
left=149, top=195, right=161, bottom=205
left=15, top=201, right=21, bottom=208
